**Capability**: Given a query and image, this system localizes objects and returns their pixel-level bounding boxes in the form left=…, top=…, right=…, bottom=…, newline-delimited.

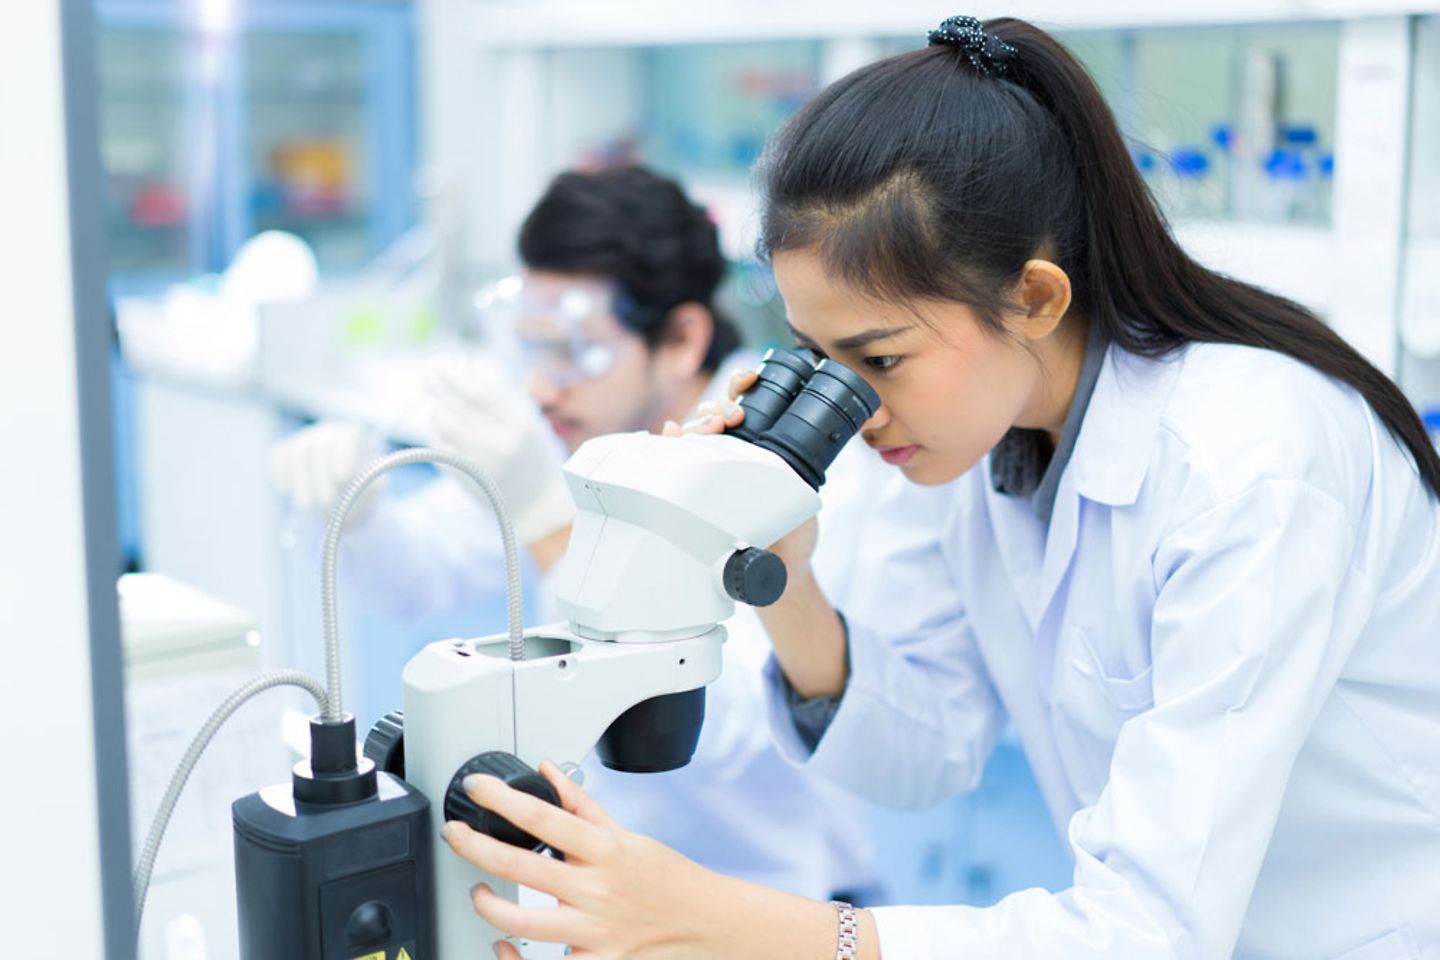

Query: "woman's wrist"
left=693, top=871, right=881, bottom=959
left=756, top=566, right=849, bottom=701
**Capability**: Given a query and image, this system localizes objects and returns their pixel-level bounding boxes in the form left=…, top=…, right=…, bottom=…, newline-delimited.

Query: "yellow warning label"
left=353, top=953, right=386, bottom=960
left=398, top=950, right=413, bottom=960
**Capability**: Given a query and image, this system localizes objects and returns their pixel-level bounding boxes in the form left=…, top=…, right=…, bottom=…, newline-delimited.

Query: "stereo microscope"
left=228, top=349, right=879, bottom=959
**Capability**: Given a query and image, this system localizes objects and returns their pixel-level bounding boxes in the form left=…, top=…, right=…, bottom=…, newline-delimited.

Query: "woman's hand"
left=661, top=369, right=818, bottom=574
left=444, top=760, right=728, bottom=959
left=443, top=761, right=868, bottom=959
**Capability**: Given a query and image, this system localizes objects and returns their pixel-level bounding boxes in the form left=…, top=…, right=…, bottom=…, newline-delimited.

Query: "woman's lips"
left=876, top=444, right=920, bottom=466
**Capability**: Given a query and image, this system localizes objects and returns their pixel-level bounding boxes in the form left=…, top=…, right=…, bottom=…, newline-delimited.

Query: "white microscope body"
left=401, top=431, right=821, bottom=958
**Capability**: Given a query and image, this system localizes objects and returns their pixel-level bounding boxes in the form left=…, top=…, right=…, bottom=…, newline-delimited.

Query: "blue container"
left=1423, top=408, right=1440, bottom=450
left=1281, top=124, right=1319, bottom=146
left=1169, top=148, right=1210, bottom=178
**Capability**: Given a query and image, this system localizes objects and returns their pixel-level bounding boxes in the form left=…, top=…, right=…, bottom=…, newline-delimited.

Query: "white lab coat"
left=765, top=341, right=1440, bottom=958
left=324, top=353, right=885, bottom=900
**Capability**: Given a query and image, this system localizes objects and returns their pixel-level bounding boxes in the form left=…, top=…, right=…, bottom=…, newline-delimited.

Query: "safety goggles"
left=474, top=275, right=628, bottom=387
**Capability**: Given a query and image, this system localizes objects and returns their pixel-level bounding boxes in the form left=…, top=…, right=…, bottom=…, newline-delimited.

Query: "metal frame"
left=65, top=0, right=134, bottom=954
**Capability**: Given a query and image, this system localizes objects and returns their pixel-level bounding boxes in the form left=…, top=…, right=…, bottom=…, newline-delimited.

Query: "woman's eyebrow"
left=784, top=321, right=820, bottom=348
left=834, top=326, right=911, bottom=350
left=784, top=321, right=910, bottom=351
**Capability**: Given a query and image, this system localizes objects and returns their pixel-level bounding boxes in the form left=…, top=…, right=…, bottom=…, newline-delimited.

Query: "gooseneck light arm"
left=321, top=447, right=528, bottom=721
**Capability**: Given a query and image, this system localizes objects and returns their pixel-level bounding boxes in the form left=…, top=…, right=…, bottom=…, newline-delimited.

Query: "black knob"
left=363, top=710, right=406, bottom=778
left=443, top=752, right=560, bottom=851
left=346, top=900, right=392, bottom=949
left=723, top=547, right=787, bottom=607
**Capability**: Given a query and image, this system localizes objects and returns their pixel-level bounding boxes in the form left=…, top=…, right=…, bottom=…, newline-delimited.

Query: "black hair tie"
left=927, top=15, right=1017, bottom=77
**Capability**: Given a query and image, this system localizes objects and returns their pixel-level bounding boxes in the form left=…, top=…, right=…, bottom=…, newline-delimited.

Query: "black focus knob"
left=443, top=752, right=560, bottom=851
left=723, top=547, right=787, bottom=607
left=363, top=710, right=406, bottom=777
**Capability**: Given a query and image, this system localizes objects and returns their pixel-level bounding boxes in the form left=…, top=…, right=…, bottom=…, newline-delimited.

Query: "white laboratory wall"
left=0, top=1, right=114, bottom=956
left=1401, top=17, right=1440, bottom=415
left=1328, top=16, right=1411, bottom=373
left=541, top=48, right=646, bottom=171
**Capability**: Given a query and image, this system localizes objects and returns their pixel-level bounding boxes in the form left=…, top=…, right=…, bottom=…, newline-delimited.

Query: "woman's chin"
left=898, top=452, right=967, bottom=486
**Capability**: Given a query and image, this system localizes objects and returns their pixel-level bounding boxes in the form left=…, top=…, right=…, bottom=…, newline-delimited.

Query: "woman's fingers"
left=673, top=398, right=743, bottom=436
left=713, top=400, right=745, bottom=429
left=727, top=368, right=759, bottom=402
left=461, top=774, right=613, bottom=862
left=686, top=399, right=741, bottom=432
left=659, top=390, right=747, bottom=440
left=444, top=819, right=577, bottom=897
left=469, top=882, right=590, bottom=946
left=538, top=760, right=618, bottom=830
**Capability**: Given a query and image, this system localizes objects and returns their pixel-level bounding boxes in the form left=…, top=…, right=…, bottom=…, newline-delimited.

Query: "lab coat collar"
left=1027, top=344, right=1184, bottom=632
left=1066, top=343, right=1185, bottom=508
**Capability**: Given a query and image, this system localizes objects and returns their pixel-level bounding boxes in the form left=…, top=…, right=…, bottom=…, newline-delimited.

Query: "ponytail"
left=760, top=17, right=1440, bottom=498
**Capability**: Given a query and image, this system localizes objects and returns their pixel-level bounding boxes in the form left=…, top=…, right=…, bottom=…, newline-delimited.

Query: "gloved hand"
left=428, top=354, right=574, bottom=546
left=268, top=420, right=386, bottom=525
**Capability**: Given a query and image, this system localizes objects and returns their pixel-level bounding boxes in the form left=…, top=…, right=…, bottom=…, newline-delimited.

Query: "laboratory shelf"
left=97, top=0, right=417, bottom=287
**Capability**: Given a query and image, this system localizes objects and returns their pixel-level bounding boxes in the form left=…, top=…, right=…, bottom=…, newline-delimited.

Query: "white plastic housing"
left=554, top=432, right=821, bottom=642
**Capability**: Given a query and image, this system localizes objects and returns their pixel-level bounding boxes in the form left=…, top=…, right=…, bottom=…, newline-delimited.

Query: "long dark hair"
left=520, top=165, right=741, bottom=374
left=760, top=17, right=1440, bottom=498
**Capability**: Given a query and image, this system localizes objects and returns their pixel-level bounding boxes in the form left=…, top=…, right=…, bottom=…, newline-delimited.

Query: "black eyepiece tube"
left=755, top=360, right=880, bottom=488
left=728, top=347, right=816, bottom=443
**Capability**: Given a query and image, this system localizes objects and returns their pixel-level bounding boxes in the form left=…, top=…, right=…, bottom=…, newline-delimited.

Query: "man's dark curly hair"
left=518, top=165, right=742, bottom=373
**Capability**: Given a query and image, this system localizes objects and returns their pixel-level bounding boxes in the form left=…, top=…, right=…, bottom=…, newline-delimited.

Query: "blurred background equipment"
left=120, top=574, right=282, bottom=960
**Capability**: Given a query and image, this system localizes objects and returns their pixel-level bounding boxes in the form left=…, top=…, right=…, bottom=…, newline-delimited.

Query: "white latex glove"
left=268, top=420, right=385, bottom=524
left=428, top=354, right=574, bottom=545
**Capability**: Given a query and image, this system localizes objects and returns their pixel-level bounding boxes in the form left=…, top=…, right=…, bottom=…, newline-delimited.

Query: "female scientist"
left=440, top=16, right=1440, bottom=959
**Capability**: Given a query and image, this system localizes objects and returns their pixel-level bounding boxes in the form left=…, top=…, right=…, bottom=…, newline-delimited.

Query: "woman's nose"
left=861, top=402, right=891, bottom=435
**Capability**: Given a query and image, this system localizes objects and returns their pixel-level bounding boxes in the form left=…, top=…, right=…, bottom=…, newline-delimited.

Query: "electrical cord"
left=132, top=670, right=328, bottom=928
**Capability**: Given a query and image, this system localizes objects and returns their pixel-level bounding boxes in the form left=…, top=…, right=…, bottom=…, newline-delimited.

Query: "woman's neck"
left=1035, top=316, right=1092, bottom=448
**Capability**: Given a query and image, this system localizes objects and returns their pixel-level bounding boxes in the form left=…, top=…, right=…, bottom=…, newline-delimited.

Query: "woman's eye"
left=864, top=355, right=903, bottom=371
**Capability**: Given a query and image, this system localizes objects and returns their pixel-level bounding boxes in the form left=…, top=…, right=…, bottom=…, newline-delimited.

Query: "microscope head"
left=553, top=350, right=880, bottom=644
left=548, top=350, right=879, bottom=775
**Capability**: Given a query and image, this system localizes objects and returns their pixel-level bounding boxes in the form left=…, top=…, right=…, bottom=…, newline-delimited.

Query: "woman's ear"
left=654, top=303, right=714, bottom=379
left=1015, top=259, right=1073, bottom=342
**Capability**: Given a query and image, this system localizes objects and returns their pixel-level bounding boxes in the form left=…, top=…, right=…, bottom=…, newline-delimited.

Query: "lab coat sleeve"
left=313, top=474, right=516, bottom=619
left=762, top=488, right=1008, bottom=810
left=869, top=478, right=1369, bottom=959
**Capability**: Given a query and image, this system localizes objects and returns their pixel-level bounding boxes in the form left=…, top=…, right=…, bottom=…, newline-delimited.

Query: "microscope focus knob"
left=362, top=710, right=406, bottom=778
left=443, top=752, right=561, bottom=851
left=723, top=547, right=788, bottom=607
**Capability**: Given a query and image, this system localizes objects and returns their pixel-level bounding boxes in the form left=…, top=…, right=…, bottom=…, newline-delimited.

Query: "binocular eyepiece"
left=728, top=348, right=881, bottom=489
